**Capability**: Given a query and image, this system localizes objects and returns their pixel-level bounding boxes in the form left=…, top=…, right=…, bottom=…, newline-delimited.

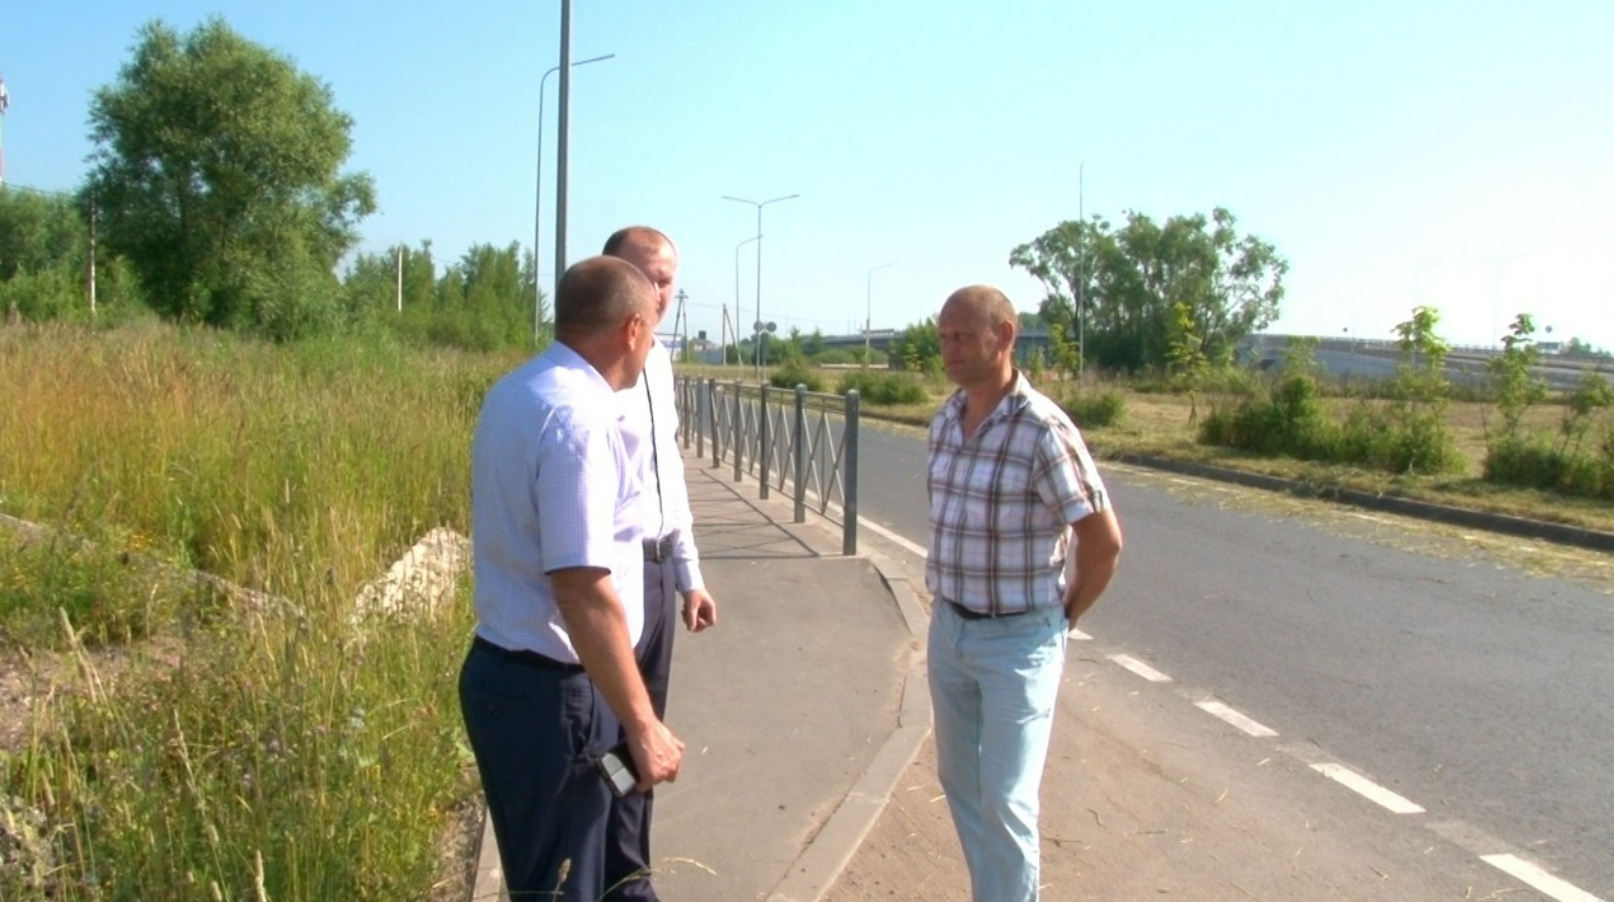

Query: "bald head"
left=941, top=285, right=1017, bottom=332
left=937, top=285, right=1018, bottom=394
left=554, top=256, right=656, bottom=342
left=603, top=226, right=679, bottom=322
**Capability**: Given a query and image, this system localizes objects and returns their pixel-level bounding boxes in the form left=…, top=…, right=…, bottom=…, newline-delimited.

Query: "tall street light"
left=722, top=193, right=799, bottom=378
left=865, top=262, right=893, bottom=368
left=534, top=51, right=614, bottom=341
left=735, top=234, right=762, bottom=366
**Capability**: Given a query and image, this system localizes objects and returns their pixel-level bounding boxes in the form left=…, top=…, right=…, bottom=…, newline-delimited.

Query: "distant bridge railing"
left=674, top=377, right=861, bottom=555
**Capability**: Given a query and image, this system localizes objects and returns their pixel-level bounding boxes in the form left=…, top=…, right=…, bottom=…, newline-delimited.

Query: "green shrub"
left=768, top=363, right=825, bottom=392
left=1199, top=371, right=1333, bottom=458
left=1064, top=390, right=1125, bottom=428
left=835, top=370, right=928, bottom=406
left=1484, top=431, right=1614, bottom=500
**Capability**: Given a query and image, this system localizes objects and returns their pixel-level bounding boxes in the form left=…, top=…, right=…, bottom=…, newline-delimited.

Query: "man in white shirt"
left=600, top=225, right=718, bottom=901
left=459, top=255, right=684, bottom=902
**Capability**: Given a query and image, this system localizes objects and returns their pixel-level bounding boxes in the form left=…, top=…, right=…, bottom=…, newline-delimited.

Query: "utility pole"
left=554, top=0, right=573, bottom=281
left=674, top=288, right=688, bottom=363
left=1077, top=161, right=1085, bottom=384
left=87, top=201, right=97, bottom=316
left=0, top=75, right=10, bottom=187
left=396, top=246, right=404, bottom=314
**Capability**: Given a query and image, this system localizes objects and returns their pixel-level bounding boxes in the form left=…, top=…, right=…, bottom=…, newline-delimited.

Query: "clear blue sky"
left=7, top=1, right=1611, bottom=350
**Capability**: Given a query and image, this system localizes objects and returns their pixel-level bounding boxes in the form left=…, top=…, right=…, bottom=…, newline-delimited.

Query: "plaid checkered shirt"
left=925, top=372, right=1111, bottom=616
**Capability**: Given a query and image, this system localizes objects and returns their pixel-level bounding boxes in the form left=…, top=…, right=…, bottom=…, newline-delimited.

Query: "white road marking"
left=1067, top=627, right=1092, bottom=641
left=1481, top=854, right=1606, bottom=902
left=1109, top=654, right=1172, bottom=683
left=857, top=515, right=929, bottom=557
left=1196, top=700, right=1279, bottom=737
left=1310, top=763, right=1425, bottom=814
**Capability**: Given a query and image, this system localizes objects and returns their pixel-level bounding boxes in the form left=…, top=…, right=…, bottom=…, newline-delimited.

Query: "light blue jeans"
left=928, top=600, right=1068, bottom=902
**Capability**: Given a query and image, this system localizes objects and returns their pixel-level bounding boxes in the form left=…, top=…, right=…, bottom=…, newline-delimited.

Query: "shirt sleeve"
left=535, top=409, right=626, bottom=574
left=670, top=527, right=704, bottom=592
left=1034, top=418, right=1109, bottom=526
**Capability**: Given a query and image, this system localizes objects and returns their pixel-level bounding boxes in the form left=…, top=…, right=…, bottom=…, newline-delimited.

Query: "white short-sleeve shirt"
left=470, top=343, right=646, bottom=662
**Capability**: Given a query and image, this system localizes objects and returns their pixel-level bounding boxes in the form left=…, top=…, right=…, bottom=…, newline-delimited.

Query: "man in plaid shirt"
left=926, top=285, right=1124, bottom=902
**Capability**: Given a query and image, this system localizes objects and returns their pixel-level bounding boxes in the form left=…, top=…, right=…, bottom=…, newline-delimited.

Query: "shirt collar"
left=942, top=369, right=1032, bottom=426
left=547, top=341, right=627, bottom=418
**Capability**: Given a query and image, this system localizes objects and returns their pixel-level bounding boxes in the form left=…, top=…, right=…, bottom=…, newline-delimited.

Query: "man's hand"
left=627, top=719, right=685, bottom=793
left=682, top=588, right=717, bottom=632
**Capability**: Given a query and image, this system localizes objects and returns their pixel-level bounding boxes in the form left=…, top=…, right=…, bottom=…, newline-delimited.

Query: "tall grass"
left=0, top=322, right=518, bottom=900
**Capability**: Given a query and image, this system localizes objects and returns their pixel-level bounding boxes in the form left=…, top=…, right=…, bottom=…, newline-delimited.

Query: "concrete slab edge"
left=765, top=552, right=934, bottom=902
left=469, top=807, right=506, bottom=902
left=1112, top=453, right=1614, bottom=552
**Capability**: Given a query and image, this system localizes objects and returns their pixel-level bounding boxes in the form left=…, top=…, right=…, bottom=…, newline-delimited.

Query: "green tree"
left=1393, top=305, right=1451, bottom=401
left=1165, top=300, right=1212, bottom=422
left=894, top=318, right=941, bottom=374
left=1485, top=313, right=1547, bottom=440
left=1378, top=305, right=1462, bottom=473
left=0, top=189, right=86, bottom=321
left=1563, top=337, right=1611, bottom=358
left=83, top=18, right=375, bottom=338
left=0, top=188, right=148, bottom=322
left=1010, top=208, right=1287, bottom=372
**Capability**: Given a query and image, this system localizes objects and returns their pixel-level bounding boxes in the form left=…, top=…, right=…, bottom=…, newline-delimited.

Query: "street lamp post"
left=865, top=262, right=893, bottom=367
left=722, top=193, right=799, bottom=379
left=734, top=235, right=762, bottom=366
left=534, top=52, right=614, bottom=342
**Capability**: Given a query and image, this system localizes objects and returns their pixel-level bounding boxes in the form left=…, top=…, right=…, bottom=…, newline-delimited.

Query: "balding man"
left=601, top=226, right=718, bottom=901
left=459, top=255, right=685, bottom=902
left=926, top=286, right=1123, bottom=902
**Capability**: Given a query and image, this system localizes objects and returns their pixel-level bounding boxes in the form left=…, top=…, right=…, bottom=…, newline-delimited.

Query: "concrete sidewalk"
left=472, top=451, right=930, bottom=902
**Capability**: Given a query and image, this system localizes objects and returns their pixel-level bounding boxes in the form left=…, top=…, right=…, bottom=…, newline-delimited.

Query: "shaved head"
left=603, top=226, right=679, bottom=322
left=941, top=285, right=1017, bottom=331
left=602, top=226, right=676, bottom=258
left=937, top=284, right=1018, bottom=393
left=554, top=256, right=656, bottom=341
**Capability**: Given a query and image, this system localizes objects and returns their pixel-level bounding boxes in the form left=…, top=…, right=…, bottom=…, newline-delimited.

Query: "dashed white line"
left=1481, top=854, right=1606, bottom=902
left=1109, top=654, right=1172, bottom=683
left=1196, top=699, right=1278, bottom=737
left=1311, top=763, right=1425, bottom=814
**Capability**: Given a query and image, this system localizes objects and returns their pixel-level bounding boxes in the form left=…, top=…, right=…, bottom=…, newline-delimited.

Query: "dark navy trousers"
left=459, top=639, right=619, bottom=902
left=603, top=553, right=678, bottom=901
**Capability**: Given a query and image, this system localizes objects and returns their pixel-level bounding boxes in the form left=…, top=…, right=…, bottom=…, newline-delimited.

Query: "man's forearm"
left=1063, top=508, right=1124, bottom=623
left=554, top=574, right=657, bottom=737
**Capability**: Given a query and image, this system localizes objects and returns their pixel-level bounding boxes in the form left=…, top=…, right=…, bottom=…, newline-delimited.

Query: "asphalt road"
left=856, top=423, right=1614, bottom=901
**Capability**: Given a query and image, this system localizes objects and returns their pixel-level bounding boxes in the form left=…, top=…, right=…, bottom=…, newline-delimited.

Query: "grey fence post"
left=843, top=389, right=860, bottom=556
left=695, top=378, right=707, bottom=461
left=679, top=377, right=691, bottom=450
left=793, top=384, right=808, bottom=523
left=731, top=379, right=743, bottom=482
left=713, top=379, right=726, bottom=467
left=759, top=384, right=772, bottom=500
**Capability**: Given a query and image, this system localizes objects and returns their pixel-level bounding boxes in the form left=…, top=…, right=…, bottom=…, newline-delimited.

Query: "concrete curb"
left=469, top=809, right=504, bottom=902
left=1112, top=453, right=1614, bottom=553
left=765, top=552, right=932, bottom=902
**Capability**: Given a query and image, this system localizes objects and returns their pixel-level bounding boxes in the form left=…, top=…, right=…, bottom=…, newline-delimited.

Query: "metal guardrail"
left=675, top=377, right=861, bottom=555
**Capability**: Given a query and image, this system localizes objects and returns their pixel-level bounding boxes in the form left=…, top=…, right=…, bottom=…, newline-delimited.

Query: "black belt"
left=643, top=533, right=675, bottom=563
left=944, top=599, right=1040, bottom=621
left=472, top=635, right=584, bottom=673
